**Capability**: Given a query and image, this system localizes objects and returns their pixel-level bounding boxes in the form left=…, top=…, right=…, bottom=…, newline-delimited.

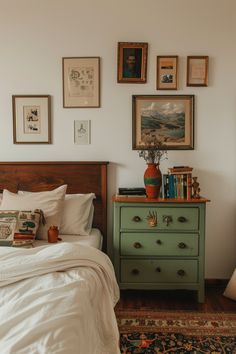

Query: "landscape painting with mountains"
left=140, top=100, right=186, bottom=144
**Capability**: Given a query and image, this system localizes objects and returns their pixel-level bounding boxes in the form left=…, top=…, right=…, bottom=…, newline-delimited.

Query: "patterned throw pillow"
left=0, top=211, right=18, bottom=245
left=0, top=209, right=44, bottom=246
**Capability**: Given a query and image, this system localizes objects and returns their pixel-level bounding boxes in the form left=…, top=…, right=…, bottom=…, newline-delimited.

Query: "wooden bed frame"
left=0, top=161, right=109, bottom=252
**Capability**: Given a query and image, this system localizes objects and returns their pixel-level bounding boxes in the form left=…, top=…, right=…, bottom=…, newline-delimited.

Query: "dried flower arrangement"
left=138, top=136, right=168, bottom=165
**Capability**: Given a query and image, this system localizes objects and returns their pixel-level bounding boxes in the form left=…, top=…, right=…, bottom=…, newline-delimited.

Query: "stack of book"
left=12, top=239, right=34, bottom=248
left=162, top=166, right=193, bottom=200
left=118, top=188, right=146, bottom=196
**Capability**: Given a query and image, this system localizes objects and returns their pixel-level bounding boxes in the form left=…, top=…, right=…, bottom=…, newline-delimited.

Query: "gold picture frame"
left=12, top=95, right=51, bottom=144
left=156, top=56, right=178, bottom=90
left=187, top=56, right=209, bottom=87
left=62, top=57, right=100, bottom=108
left=132, top=95, right=194, bottom=150
left=117, top=42, right=148, bottom=83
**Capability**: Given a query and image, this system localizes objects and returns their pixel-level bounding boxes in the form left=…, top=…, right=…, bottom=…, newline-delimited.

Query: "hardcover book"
left=118, top=187, right=146, bottom=196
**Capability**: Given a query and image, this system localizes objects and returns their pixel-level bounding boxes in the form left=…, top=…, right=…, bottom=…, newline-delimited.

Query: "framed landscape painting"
left=132, top=95, right=194, bottom=150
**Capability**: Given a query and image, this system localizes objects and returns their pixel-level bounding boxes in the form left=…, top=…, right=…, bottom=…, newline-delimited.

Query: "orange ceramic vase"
left=48, top=225, right=59, bottom=243
left=144, top=163, right=162, bottom=199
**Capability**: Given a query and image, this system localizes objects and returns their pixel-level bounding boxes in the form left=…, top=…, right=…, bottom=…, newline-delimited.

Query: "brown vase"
left=144, top=163, right=162, bottom=199
left=48, top=225, right=59, bottom=243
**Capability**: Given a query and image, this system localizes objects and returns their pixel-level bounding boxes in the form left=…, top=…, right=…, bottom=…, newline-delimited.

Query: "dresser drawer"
left=121, top=259, right=198, bottom=283
left=120, top=206, right=199, bottom=231
left=120, top=232, right=199, bottom=256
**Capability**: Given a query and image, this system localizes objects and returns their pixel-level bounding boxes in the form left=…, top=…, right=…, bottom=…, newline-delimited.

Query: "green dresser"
left=113, top=196, right=209, bottom=303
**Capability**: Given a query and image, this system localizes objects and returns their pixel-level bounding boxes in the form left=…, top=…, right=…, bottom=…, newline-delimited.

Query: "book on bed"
left=12, top=239, right=34, bottom=247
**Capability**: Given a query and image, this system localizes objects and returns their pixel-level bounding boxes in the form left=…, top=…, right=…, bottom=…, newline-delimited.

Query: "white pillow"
left=1, top=185, right=67, bottom=240
left=0, top=193, right=2, bottom=205
left=60, top=193, right=95, bottom=235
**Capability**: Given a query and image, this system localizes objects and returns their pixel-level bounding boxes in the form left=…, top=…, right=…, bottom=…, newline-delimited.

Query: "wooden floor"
left=115, top=284, right=236, bottom=312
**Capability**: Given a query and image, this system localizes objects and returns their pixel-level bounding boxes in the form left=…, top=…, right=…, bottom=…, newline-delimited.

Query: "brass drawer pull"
left=178, top=242, right=187, bottom=249
left=163, top=215, right=173, bottom=226
left=156, top=267, right=161, bottom=273
left=132, top=216, right=141, bottom=222
left=177, top=269, right=185, bottom=276
left=178, top=216, right=187, bottom=223
left=156, top=239, right=162, bottom=245
left=131, top=269, right=140, bottom=275
left=133, top=242, right=142, bottom=249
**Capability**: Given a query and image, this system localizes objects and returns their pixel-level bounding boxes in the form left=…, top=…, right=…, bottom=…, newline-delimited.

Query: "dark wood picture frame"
left=156, top=56, right=178, bottom=90
left=187, top=56, right=209, bottom=87
left=132, top=94, right=194, bottom=150
left=12, top=95, right=51, bottom=144
left=117, top=42, right=148, bottom=83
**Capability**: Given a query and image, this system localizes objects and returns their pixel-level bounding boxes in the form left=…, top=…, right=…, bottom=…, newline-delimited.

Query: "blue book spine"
left=168, top=175, right=175, bottom=198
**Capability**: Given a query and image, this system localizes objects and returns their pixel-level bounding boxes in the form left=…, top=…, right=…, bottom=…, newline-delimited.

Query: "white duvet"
left=0, top=243, right=120, bottom=354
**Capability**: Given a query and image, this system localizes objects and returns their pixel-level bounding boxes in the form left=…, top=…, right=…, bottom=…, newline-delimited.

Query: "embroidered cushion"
left=0, top=209, right=43, bottom=246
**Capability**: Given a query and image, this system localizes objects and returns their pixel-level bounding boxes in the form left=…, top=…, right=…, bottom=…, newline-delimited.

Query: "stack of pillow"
left=0, top=185, right=95, bottom=243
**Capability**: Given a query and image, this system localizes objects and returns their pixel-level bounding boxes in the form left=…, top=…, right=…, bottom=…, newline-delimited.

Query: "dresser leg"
left=197, top=287, right=205, bottom=303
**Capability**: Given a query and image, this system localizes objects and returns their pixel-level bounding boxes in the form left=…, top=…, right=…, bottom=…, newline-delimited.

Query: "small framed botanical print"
left=63, top=57, right=100, bottom=108
left=12, top=95, right=51, bottom=144
left=156, top=56, right=178, bottom=90
left=74, top=120, right=91, bottom=145
left=187, top=56, right=209, bottom=86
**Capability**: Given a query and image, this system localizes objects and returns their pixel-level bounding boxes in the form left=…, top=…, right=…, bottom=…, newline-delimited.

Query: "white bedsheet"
left=33, top=228, right=103, bottom=250
left=0, top=243, right=120, bottom=354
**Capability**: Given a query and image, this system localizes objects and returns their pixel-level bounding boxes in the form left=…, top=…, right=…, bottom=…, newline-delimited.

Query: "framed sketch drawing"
left=117, top=42, right=148, bottom=83
left=132, top=95, right=194, bottom=150
left=63, top=57, right=100, bottom=108
left=187, top=56, right=208, bottom=86
left=12, top=95, right=51, bottom=144
left=156, top=56, right=178, bottom=90
left=74, top=120, right=91, bottom=145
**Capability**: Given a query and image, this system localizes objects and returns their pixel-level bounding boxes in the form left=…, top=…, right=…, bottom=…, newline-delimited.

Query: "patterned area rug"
left=116, top=310, right=236, bottom=353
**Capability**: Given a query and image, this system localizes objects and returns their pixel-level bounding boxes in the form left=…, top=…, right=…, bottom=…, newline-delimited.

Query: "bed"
left=0, top=161, right=120, bottom=354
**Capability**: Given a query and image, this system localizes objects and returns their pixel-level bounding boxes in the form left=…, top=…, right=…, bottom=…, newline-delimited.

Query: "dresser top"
left=112, top=195, right=210, bottom=203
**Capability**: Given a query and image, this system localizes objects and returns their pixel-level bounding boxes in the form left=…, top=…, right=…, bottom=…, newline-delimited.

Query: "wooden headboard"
left=0, top=161, right=109, bottom=251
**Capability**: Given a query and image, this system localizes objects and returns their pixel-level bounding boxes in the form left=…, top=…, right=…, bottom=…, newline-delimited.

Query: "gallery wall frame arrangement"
left=156, top=56, right=178, bottom=90
left=62, top=57, right=100, bottom=108
left=74, top=120, right=91, bottom=145
left=12, top=95, right=51, bottom=144
left=187, top=56, right=209, bottom=87
left=132, top=94, right=194, bottom=150
left=117, top=42, right=148, bottom=83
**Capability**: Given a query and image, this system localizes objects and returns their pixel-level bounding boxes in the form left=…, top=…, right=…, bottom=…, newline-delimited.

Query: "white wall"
left=0, top=0, right=236, bottom=278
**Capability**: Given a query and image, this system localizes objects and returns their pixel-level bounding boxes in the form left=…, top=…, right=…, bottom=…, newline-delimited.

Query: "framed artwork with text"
left=187, top=56, right=208, bottom=86
left=156, top=56, right=178, bottom=90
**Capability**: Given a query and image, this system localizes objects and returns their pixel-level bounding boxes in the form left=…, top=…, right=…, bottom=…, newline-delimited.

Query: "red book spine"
left=14, top=233, right=35, bottom=240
